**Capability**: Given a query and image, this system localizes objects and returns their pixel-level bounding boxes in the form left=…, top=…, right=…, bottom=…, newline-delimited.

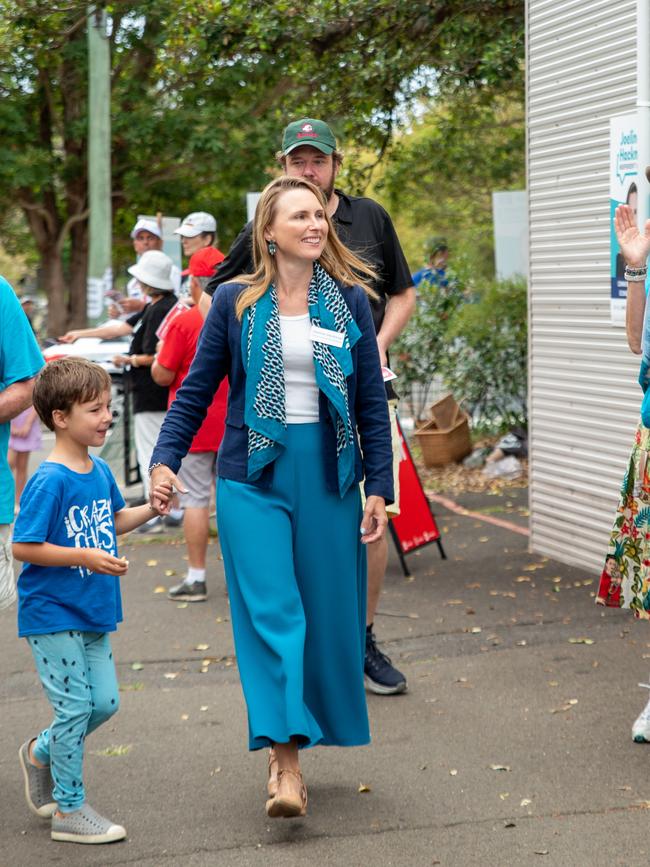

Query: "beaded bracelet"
left=624, top=265, right=648, bottom=282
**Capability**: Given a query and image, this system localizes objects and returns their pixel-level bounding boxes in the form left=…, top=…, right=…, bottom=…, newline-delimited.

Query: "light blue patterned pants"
left=26, top=631, right=119, bottom=812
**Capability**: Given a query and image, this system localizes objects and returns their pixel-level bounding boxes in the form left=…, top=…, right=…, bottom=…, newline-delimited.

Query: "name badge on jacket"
left=310, top=324, right=345, bottom=348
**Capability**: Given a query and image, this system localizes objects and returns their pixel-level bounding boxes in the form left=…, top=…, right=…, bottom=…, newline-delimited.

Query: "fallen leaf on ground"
left=131, top=662, right=144, bottom=671
left=200, top=705, right=208, bottom=712
left=499, top=792, right=510, bottom=800
left=146, top=559, right=158, bottom=567
left=210, top=767, right=221, bottom=775
left=181, top=714, right=189, bottom=721
left=177, top=602, right=188, bottom=609
left=449, top=769, right=458, bottom=776
left=524, top=563, right=545, bottom=571
left=516, top=576, right=531, bottom=583
left=94, top=744, right=132, bottom=757
left=478, top=536, right=489, bottom=542
left=466, top=582, right=481, bottom=589
left=534, top=851, right=549, bottom=856
left=194, top=643, right=210, bottom=651
left=153, top=586, right=166, bottom=594
left=164, top=672, right=178, bottom=680
left=358, top=783, right=371, bottom=793
left=446, top=599, right=464, bottom=605
left=516, top=640, right=527, bottom=647
left=568, top=637, right=594, bottom=645
left=520, top=798, right=532, bottom=806
left=490, top=764, right=511, bottom=771
left=164, top=569, right=176, bottom=577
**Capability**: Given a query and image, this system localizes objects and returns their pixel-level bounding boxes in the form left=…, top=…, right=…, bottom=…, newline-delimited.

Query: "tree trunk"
left=40, top=246, right=68, bottom=337
left=68, top=220, right=89, bottom=328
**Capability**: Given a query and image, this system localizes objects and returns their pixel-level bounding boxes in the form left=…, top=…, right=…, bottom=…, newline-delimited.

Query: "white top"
left=279, top=313, right=320, bottom=423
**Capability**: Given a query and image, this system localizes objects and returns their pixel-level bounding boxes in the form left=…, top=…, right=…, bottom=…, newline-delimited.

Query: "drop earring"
left=268, top=240, right=276, bottom=256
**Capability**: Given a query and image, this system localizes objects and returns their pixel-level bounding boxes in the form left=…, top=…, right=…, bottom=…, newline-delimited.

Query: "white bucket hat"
left=127, top=250, right=175, bottom=291
left=174, top=211, right=217, bottom=238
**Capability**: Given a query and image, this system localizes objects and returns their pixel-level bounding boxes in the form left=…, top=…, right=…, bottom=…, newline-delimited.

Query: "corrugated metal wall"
left=528, top=0, right=639, bottom=571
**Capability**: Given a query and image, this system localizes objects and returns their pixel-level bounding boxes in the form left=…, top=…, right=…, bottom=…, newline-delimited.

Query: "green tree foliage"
left=379, top=91, right=524, bottom=279
left=0, top=0, right=523, bottom=332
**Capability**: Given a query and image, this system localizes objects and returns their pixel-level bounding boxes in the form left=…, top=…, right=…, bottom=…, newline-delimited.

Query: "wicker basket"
left=414, top=412, right=472, bottom=467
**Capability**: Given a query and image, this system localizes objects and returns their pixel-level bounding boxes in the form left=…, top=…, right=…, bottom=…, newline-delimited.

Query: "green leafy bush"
left=394, top=276, right=527, bottom=431
left=442, top=277, right=527, bottom=430
left=393, top=274, right=466, bottom=420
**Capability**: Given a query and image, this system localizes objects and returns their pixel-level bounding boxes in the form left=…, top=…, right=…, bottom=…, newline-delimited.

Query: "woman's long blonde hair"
left=234, top=176, right=377, bottom=319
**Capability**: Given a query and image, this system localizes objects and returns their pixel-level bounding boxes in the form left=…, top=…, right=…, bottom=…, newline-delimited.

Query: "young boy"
left=13, top=358, right=172, bottom=845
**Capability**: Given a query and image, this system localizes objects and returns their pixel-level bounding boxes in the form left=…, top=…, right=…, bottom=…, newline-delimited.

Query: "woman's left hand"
left=360, top=495, right=388, bottom=544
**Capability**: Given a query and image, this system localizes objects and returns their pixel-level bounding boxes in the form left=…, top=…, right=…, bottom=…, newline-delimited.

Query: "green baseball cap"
left=281, top=118, right=337, bottom=156
left=426, top=236, right=449, bottom=256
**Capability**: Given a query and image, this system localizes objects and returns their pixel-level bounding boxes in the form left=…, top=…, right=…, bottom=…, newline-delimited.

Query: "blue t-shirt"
left=0, top=277, right=44, bottom=524
left=411, top=266, right=449, bottom=289
left=14, top=456, right=126, bottom=637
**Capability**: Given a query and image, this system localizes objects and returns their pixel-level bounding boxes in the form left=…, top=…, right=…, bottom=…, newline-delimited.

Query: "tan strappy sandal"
left=267, top=748, right=279, bottom=798
left=265, top=768, right=308, bottom=818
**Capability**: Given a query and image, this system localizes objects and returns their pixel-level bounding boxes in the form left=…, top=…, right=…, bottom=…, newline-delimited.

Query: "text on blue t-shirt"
left=14, top=456, right=126, bottom=637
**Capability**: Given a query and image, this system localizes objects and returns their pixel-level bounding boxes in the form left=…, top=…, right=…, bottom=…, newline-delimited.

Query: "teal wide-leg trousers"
left=217, top=423, right=369, bottom=750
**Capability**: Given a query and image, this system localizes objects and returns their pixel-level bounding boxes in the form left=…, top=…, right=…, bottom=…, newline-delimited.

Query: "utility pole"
left=87, top=5, right=111, bottom=326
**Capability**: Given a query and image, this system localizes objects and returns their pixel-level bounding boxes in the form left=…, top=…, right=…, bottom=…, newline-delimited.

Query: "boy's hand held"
left=79, top=548, right=129, bottom=576
left=149, top=466, right=187, bottom=515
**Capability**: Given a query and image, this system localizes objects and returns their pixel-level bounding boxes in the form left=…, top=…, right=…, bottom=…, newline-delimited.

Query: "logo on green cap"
left=282, top=118, right=337, bottom=156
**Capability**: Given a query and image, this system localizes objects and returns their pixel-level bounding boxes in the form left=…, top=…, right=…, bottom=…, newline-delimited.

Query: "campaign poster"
left=610, top=115, right=639, bottom=326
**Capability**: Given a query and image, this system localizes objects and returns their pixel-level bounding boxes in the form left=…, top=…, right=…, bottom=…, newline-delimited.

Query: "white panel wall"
left=528, top=0, right=639, bottom=571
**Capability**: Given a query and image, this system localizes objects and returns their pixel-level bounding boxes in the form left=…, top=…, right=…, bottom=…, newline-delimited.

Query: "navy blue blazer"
left=150, top=280, right=394, bottom=503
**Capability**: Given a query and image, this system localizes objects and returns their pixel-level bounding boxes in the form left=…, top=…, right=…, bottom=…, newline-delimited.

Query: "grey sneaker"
left=19, top=740, right=56, bottom=818
left=167, top=579, right=207, bottom=602
left=51, top=803, right=126, bottom=844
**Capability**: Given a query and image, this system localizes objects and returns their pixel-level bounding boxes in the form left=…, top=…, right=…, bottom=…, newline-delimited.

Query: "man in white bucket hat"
left=60, top=251, right=178, bottom=510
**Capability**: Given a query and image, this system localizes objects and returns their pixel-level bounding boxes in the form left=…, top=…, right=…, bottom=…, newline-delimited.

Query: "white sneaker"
left=632, top=684, right=650, bottom=743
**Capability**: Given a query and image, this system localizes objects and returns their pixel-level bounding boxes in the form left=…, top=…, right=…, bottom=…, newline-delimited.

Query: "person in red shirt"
left=151, top=247, right=227, bottom=601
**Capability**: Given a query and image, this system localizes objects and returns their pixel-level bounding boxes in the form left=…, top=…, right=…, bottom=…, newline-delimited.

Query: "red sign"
left=391, top=419, right=442, bottom=555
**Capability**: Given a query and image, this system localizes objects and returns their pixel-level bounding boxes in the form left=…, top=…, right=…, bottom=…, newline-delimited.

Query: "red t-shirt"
left=156, top=305, right=227, bottom=453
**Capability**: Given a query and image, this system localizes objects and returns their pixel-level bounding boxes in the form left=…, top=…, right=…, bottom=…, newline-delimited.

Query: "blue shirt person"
left=0, top=276, right=43, bottom=610
left=411, top=236, right=450, bottom=290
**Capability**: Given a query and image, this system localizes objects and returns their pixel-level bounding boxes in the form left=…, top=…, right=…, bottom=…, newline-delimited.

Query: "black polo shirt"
left=205, top=189, right=412, bottom=335
left=126, top=293, right=176, bottom=413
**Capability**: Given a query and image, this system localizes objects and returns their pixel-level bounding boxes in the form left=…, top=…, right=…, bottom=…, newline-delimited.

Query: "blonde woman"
left=149, top=176, right=393, bottom=818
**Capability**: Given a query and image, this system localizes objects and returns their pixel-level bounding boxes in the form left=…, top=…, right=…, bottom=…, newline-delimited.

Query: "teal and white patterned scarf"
left=241, top=262, right=361, bottom=496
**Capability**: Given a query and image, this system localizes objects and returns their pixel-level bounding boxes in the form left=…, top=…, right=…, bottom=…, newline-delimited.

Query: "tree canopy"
left=0, top=0, right=524, bottom=332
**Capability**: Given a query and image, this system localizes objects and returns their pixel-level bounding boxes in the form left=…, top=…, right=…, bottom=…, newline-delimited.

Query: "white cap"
left=127, top=250, right=175, bottom=291
left=131, top=218, right=162, bottom=240
left=174, top=211, right=217, bottom=238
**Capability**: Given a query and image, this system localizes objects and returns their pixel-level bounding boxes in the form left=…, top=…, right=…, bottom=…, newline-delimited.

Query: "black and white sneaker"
left=364, top=630, right=407, bottom=695
left=167, top=579, right=207, bottom=602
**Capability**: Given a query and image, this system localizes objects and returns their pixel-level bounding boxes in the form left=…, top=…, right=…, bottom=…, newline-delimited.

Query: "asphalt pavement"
left=2, top=483, right=650, bottom=866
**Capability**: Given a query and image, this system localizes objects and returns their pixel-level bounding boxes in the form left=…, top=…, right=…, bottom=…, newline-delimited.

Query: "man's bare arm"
left=376, top=286, right=416, bottom=366
left=0, top=377, right=36, bottom=424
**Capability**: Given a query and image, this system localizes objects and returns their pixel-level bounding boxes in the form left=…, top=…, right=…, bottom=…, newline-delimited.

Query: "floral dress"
left=597, top=424, right=650, bottom=618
